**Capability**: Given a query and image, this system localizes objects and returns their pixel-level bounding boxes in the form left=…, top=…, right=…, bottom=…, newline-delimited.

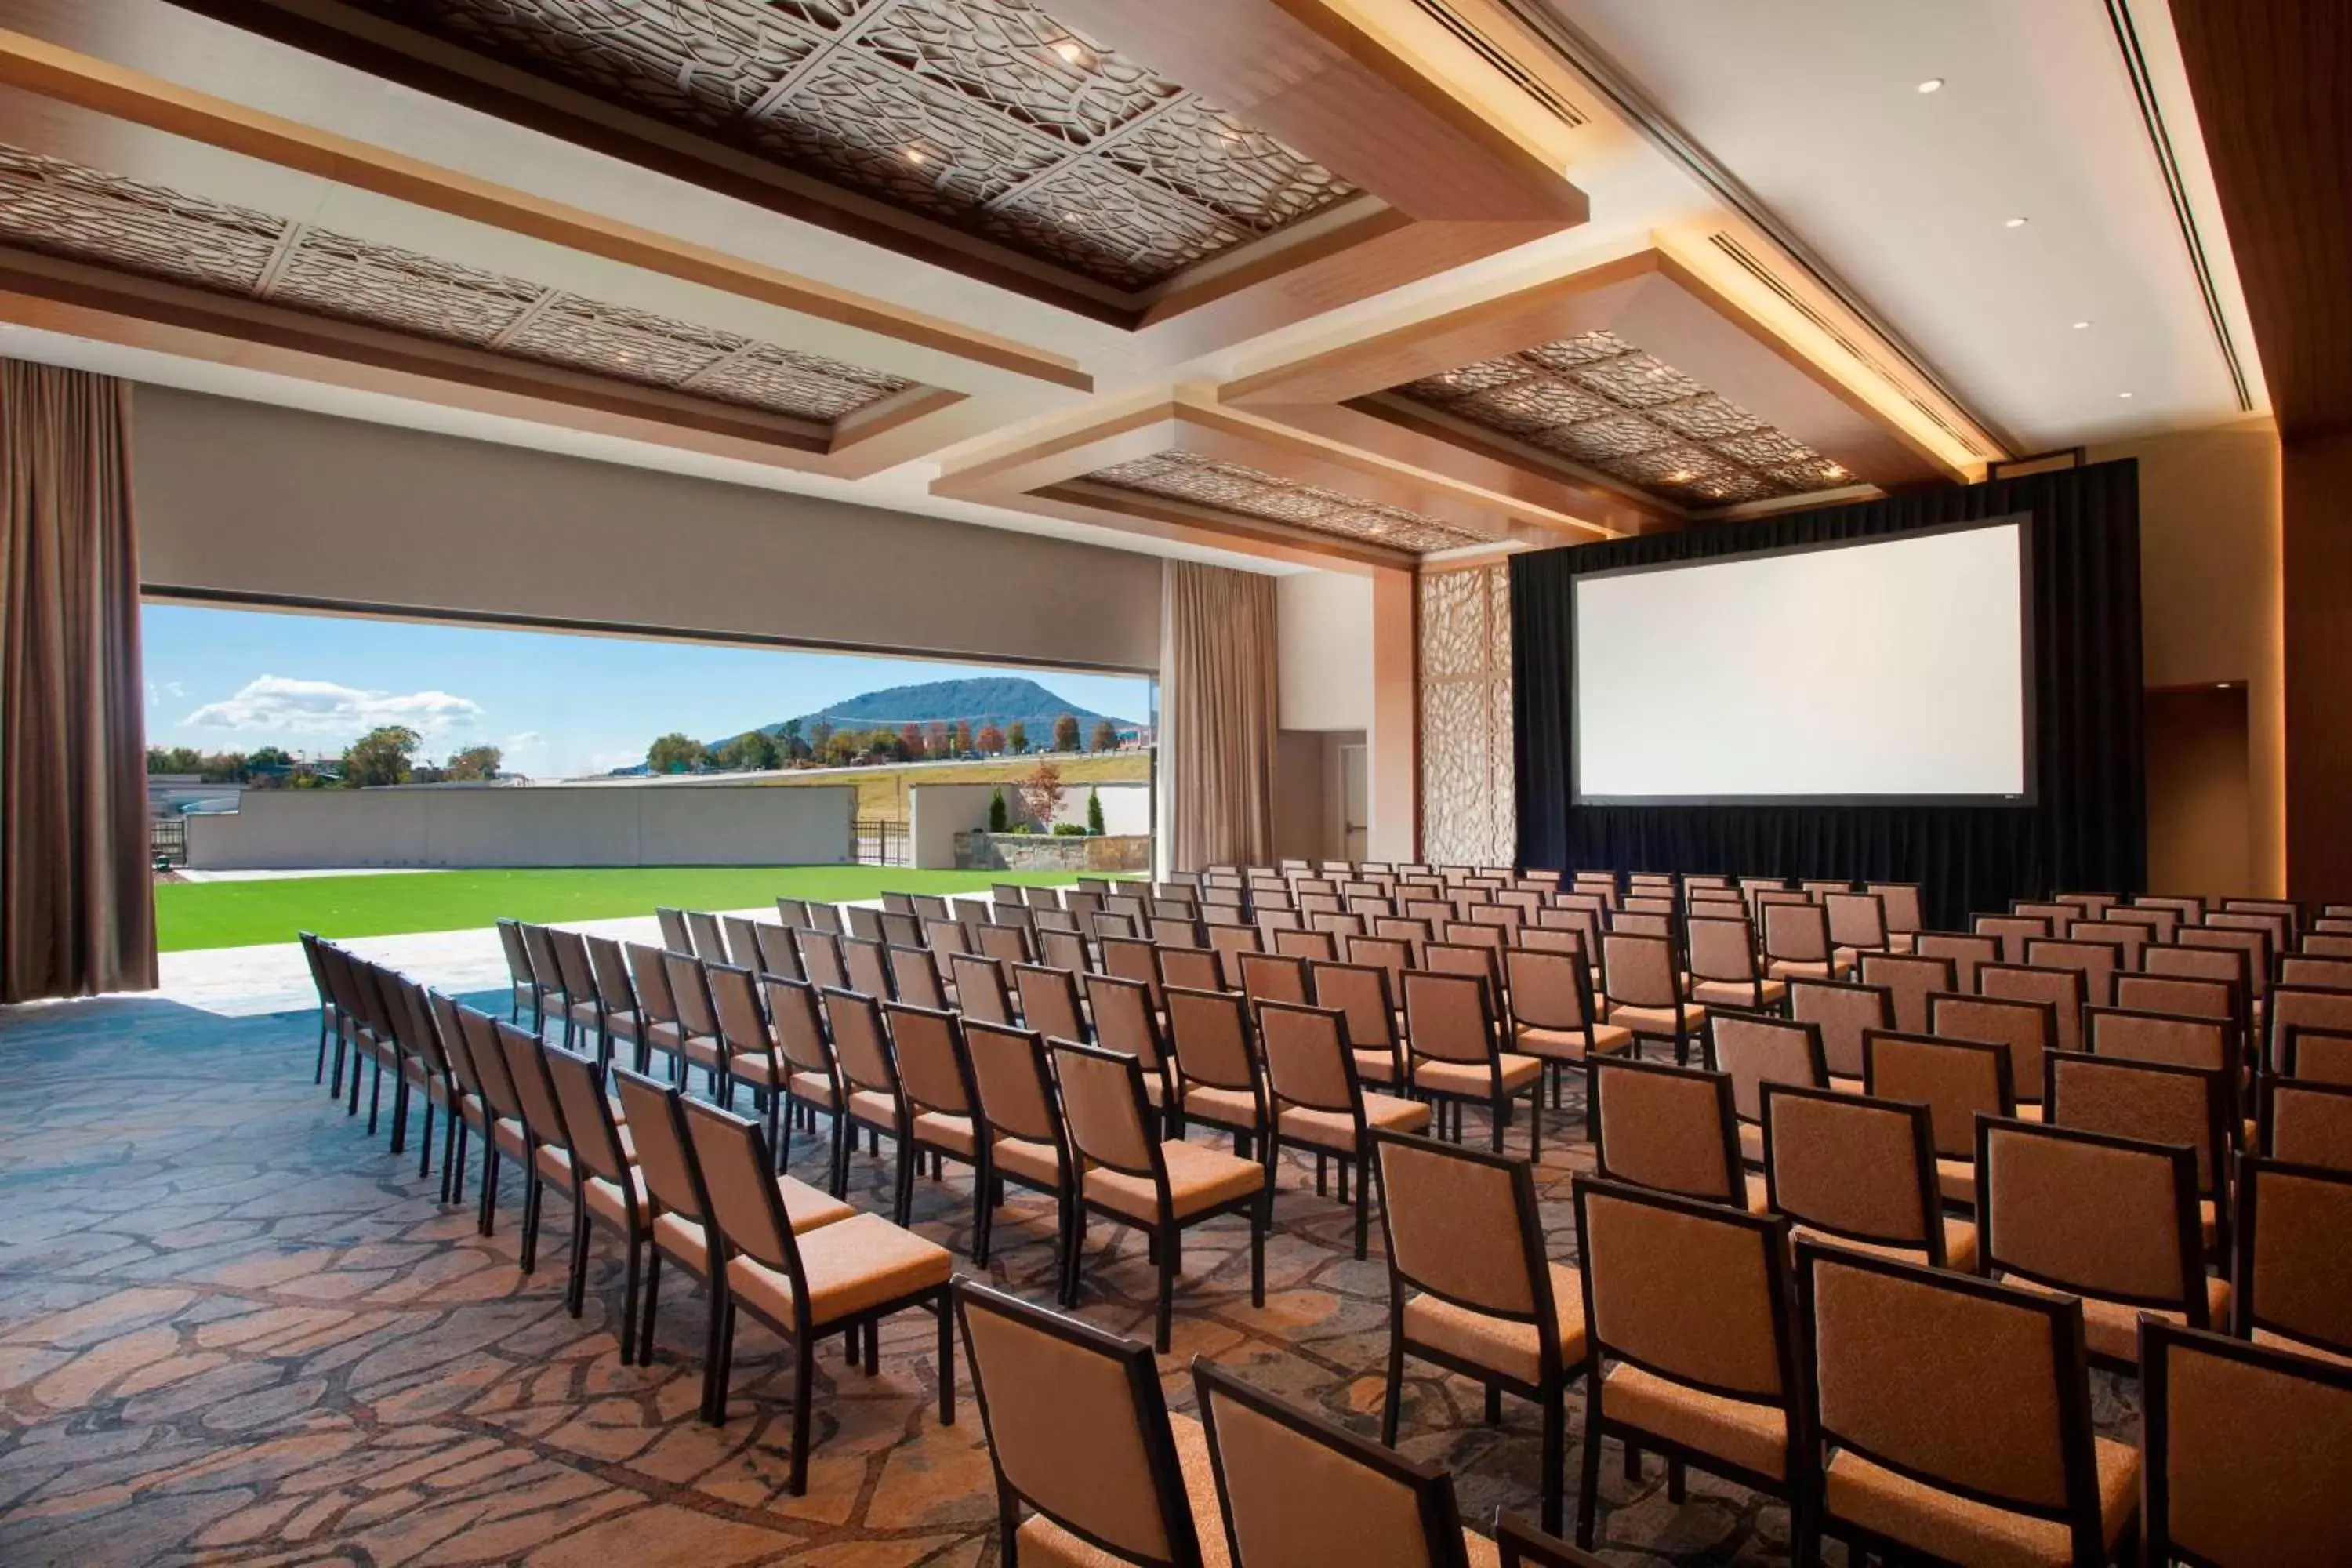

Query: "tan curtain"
left=1, top=360, right=154, bottom=1001
left=1164, top=561, right=1278, bottom=871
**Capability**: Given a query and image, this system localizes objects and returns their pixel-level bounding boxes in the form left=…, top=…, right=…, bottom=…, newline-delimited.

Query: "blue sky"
left=142, top=604, right=1154, bottom=779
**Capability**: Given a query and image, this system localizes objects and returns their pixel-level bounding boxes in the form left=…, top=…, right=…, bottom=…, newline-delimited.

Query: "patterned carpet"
left=0, top=993, right=2140, bottom=1566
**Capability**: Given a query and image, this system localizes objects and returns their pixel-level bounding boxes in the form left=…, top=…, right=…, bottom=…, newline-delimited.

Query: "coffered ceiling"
left=1087, top=450, right=1485, bottom=554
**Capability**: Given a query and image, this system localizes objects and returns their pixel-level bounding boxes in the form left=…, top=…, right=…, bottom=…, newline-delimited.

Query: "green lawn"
left=155, top=866, right=1096, bottom=953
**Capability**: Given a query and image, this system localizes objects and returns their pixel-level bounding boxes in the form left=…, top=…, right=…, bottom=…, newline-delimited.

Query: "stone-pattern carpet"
left=0, top=994, right=2141, bottom=1566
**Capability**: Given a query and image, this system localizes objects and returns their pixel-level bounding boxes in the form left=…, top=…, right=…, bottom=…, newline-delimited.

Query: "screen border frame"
left=1567, top=512, right=2039, bottom=808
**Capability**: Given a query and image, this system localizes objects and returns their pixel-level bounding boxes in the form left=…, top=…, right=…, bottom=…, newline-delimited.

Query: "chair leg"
left=701, top=1291, right=732, bottom=1426
left=478, top=1146, right=500, bottom=1236
left=1573, top=1426, right=1602, bottom=1545
left=1155, top=1225, right=1177, bottom=1354
left=1485, top=1384, right=1503, bottom=1425
left=935, top=1296, right=955, bottom=1425
left=365, top=1058, right=383, bottom=1132
left=565, top=1207, right=590, bottom=1317
left=1354, top=1152, right=1371, bottom=1261
left=1666, top=1457, right=1687, bottom=1504
left=971, top=1159, right=993, bottom=1265
left=789, top=1330, right=817, bottom=1496
left=639, top=1251, right=663, bottom=1359
left=314, top=1014, right=330, bottom=1084
left=520, top=1172, right=543, bottom=1274
left=1489, top=1091, right=1506, bottom=1152
left=1542, top=1388, right=1566, bottom=1547
left=618, top=1229, right=642, bottom=1366
left=1380, top=1331, right=1406, bottom=1446
left=416, top=1101, right=435, bottom=1181
left=1527, top=1085, right=1543, bottom=1162
left=387, top=1076, right=410, bottom=1156
left=440, top=1116, right=463, bottom=1206
left=1250, top=1196, right=1269, bottom=1308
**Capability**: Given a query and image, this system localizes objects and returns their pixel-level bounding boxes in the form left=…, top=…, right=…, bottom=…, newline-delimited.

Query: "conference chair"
left=1857, top=951, right=1955, bottom=1035
left=1973, top=912, right=2050, bottom=964
left=521, top=924, right=574, bottom=1040
left=1052, top=1040, right=1269, bottom=1353
left=948, top=952, right=1013, bottom=1026
left=1708, top=1011, right=1830, bottom=1169
left=1163, top=985, right=1270, bottom=1157
left=1586, top=1054, right=1762, bottom=1213
left=1823, top=891, right=1892, bottom=963
left=2260, top=1075, right=2352, bottom=1170
left=961, top=1020, right=1078, bottom=1290
left=1796, top=1242, right=2138, bottom=1566
left=1762, top=1084, right=1972, bottom=1268
left=426, top=991, right=493, bottom=1210
left=764, top=976, right=846, bottom=1187
left=1259, top=1000, right=1429, bottom=1257
left=681, top=1097, right=953, bottom=1483
left=2230, top=1153, right=2352, bottom=1363
left=542, top=1042, right=648, bottom=1363
left=1309, top=958, right=1408, bottom=1091
left=1571, top=1176, right=1807, bottom=1551
left=956, top=1279, right=1216, bottom=1568
left=586, top=935, right=644, bottom=1069
left=661, top=952, right=731, bottom=1098
left=2042, top=1050, right=2231, bottom=1257
left=2085, top=1005, right=2231, bottom=1073
left=1785, top=975, right=1893, bottom=1087
left=493, top=1024, right=579, bottom=1276
left=2023, top=937, right=2119, bottom=1010
left=2114, top=971, right=2239, bottom=1037
left=1762, top=902, right=1854, bottom=982
left=1914, top=929, right=1999, bottom=993
left=1495, top=1513, right=1611, bottom=1568
left=1235, top=949, right=1308, bottom=1014
left=459, top=1008, right=532, bottom=1238
left=1683, top=913, right=1783, bottom=1011
left=1374, top=1131, right=1586, bottom=1536
left=720, top=915, right=768, bottom=971
left=881, top=1001, right=981, bottom=1229
left=495, top=919, right=541, bottom=1030
left=1864, top=1029, right=2015, bottom=1207
left=1156, top=943, right=1224, bottom=994
left=1927, top=990, right=2057, bottom=1112
left=1979, top=960, right=2087, bottom=1058
left=705, top=960, right=782, bottom=1132
left=548, top=928, right=603, bottom=1053
left=1600, top=931, right=1705, bottom=1065
left=1400, top=968, right=1543, bottom=1156
left=1087, top=971, right=1180, bottom=1127
left=655, top=906, right=693, bottom=954
left=2267, top=985, right=2352, bottom=1076
left=1976, top=1116, right=2221, bottom=1367
left=2064, top=918, right=2148, bottom=975
left=2140, top=1320, right=2352, bottom=1568
left=687, top=909, right=730, bottom=963
left=1504, top=944, right=1631, bottom=1105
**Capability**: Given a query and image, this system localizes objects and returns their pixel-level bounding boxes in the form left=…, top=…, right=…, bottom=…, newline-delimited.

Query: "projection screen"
left=1571, top=517, right=2033, bottom=804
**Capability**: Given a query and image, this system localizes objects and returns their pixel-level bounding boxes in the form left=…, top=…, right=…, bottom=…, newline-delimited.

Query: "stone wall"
left=953, top=832, right=1152, bottom=872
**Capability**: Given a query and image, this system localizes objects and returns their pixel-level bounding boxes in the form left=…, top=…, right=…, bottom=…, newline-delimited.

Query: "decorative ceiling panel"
left=0, top=143, right=915, bottom=423
left=1391, top=328, right=1856, bottom=505
left=1088, top=450, right=1483, bottom=552
left=347, top=0, right=1359, bottom=289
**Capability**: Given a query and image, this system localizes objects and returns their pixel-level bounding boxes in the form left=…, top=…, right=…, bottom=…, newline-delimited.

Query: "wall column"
left=1367, top=567, right=1418, bottom=862
left=2282, top=430, right=2352, bottom=901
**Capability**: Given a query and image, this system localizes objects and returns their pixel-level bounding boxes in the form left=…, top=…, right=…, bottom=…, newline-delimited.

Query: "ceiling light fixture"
left=1822, top=463, right=1846, bottom=479
left=904, top=146, right=926, bottom=164
left=2073, top=320, right=2092, bottom=329
left=2118, top=391, right=2135, bottom=399
left=1052, top=39, right=1091, bottom=67
left=1917, top=78, right=1945, bottom=93
left=2005, top=216, right=2029, bottom=228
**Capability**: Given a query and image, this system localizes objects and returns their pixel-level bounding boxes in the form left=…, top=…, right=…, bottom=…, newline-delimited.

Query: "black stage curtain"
left=1512, top=460, right=2143, bottom=931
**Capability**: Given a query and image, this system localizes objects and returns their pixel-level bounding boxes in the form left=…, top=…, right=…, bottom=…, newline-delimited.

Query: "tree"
left=443, top=744, right=503, bottom=782
left=924, top=720, right=949, bottom=757
left=953, top=720, right=974, bottom=755
left=976, top=723, right=1005, bottom=756
left=342, top=725, right=420, bottom=788
left=1086, top=786, right=1105, bottom=835
left=1052, top=712, right=1080, bottom=752
left=1090, top=719, right=1119, bottom=753
left=1016, top=759, right=1065, bottom=828
left=647, top=732, right=706, bottom=774
left=742, top=729, right=781, bottom=770
left=898, top=722, right=926, bottom=760
left=1007, top=720, right=1029, bottom=755
left=246, top=746, right=294, bottom=775
left=988, top=786, right=1009, bottom=833
left=777, top=719, right=808, bottom=764
left=808, top=720, right=835, bottom=758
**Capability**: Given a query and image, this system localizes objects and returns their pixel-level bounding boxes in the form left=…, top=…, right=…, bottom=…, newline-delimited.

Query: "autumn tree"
left=898, top=722, right=926, bottom=759
left=1016, top=759, right=1065, bottom=827
left=647, top=732, right=706, bottom=774
left=343, top=725, right=420, bottom=788
left=1089, top=719, right=1119, bottom=753
left=1051, top=712, right=1080, bottom=752
left=1007, top=720, right=1029, bottom=754
left=976, top=723, right=1005, bottom=756
left=953, top=720, right=974, bottom=754
left=924, top=720, right=949, bottom=757
left=443, top=744, right=503, bottom=781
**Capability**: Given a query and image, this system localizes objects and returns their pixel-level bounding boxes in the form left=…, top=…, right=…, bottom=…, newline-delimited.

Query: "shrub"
left=1052, top=822, right=1088, bottom=836
left=987, top=786, right=1008, bottom=833
left=1086, top=787, right=1105, bottom=835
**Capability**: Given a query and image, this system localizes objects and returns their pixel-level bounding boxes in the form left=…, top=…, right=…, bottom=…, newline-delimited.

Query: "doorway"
left=1340, top=744, right=1368, bottom=863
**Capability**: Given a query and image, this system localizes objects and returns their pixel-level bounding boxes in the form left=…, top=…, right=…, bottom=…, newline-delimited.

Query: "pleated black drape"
left=1512, top=460, right=2143, bottom=931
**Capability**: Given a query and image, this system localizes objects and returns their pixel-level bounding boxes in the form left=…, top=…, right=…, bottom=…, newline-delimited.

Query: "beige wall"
left=132, top=386, right=1164, bottom=672
left=187, top=781, right=857, bottom=869
left=1276, top=572, right=1373, bottom=731
left=909, top=779, right=1149, bottom=868
left=1272, top=731, right=1330, bottom=862
left=2144, top=688, right=2254, bottom=898
left=2090, top=421, right=2283, bottom=895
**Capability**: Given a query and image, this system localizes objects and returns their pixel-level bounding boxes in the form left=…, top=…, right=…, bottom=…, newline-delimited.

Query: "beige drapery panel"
left=1, top=360, right=154, bottom=1001
left=1164, top=561, right=1278, bottom=872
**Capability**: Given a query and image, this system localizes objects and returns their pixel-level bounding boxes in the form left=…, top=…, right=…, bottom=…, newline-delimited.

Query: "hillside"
left=723, top=676, right=1135, bottom=746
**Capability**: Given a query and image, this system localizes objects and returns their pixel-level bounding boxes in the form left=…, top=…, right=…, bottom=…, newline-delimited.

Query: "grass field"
left=154, top=866, right=1092, bottom=953
left=762, top=752, right=1149, bottom=822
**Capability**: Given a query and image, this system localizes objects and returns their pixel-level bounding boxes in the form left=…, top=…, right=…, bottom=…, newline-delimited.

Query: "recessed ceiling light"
left=903, top=146, right=926, bottom=164
left=2072, top=320, right=2092, bottom=330
left=1917, top=78, right=1944, bottom=93
left=1052, top=39, right=1091, bottom=67
left=2005, top=216, right=2029, bottom=229
left=2118, top=391, right=2135, bottom=399
left=1823, top=463, right=1847, bottom=479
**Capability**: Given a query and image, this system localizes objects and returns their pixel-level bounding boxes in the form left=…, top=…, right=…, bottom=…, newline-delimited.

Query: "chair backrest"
left=2043, top=1050, right=2228, bottom=1202
left=2141, top=1319, right=2352, bottom=1568
left=956, top=1279, right=1204, bottom=1568
left=2143, top=938, right=2254, bottom=1009
left=2261, top=1075, right=2352, bottom=1169
left=2021, top=938, right=2118, bottom=1010
left=1976, top=1117, right=2206, bottom=1325
left=460, top=1005, right=527, bottom=1122
left=887, top=945, right=948, bottom=1011
left=1012, top=962, right=1085, bottom=1044
left=797, top=928, right=848, bottom=991
left=1865, top=882, right=1923, bottom=938
left=1087, top=973, right=1168, bottom=1071
left=964, top=1020, right=1064, bottom=1149
left=1798, top=1242, right=2102, bottom=1559
left=750, top=921, right=805, bottom=982
left=1762, top=1086, right=1945, bottom=1262
left=663, top=952, right=720, bottom=1040
left=1824, top=891, right=1888, bottom=952
left=760, top=975, right=833, bottom=1081
left=845, top=904, right=886, bottom=944
left=1915, top=931, right=1999, bottom=993
left=1600, top=931, right=1678, bottom=1009
left=977, top=923, right=1035, bottom=967
left=612, top=1065, right=707, bottom=1232
left=1575, top=1176, right=1795, bottom=1441
left=820, top=985, right=898, bottom=1100
left=1977, top=960, right=2085, bottom=1057
left=1973, top=913, right=2050, bottom=964
left=550, top=927, right=598, bottom=1007
left=704, top=962, right=771, bottom=1065
left=2083, top=1005, right=2230, bottom=1071
left=1235, top=950, right=1308, bottom=1012
left=2178, top=923, right=2270, bottom=999
left=2112, top=971, right=2234, bottom=1029
left=1708, top=1011, right=1828, bottom=1125
left=1033, top=926, right=1087, bottom=976
left=1926, top=990, right=2056, bottom=1104
left=1786, top=976, right=1894, bottom=1079
left=1164, top=985, right=1258, bottom=1093
left=1102, top=936, right=1163, bottom=1009
left=495, top=919, right=534, bottom=987
left=655, top=907, right=693, bottom=954
left=950, top=953, right=1014, bottom=1025
left=687, top=910, right=728, bottom=963
left=1400, top=969, right=1495, bottom=1067
left=681, top=1096, right=801, bottom=1283
left=1309, top=960, right=1399, bottom=1052
left=520, top=923, right=567, bottom=996
left=802, top=900, right=844, bottom=936
left=1192, top=1359, right=1472, bottom=1568
left=840, top=935, right=891, bottom=1000
left=1258, top=1001, right=1362, bottom=1119
left=1274, top=927, right=1338, bottom=962
left=1864, top=1029, right=2013, bottom=1160
left=1857, top=952, right=1956, bottom=1035
left=720, top=916, right=766, bottom=971
left=1050, top=1040, right=1160, bottom=1178
left=586, top=935, right=637, bottom=1018
left=1495, top=1513, right=1613, bottom=1568
left=1374, top=1132, right=1553, bottom=1345
left=1156, top=944, right=1224, bottom=993
left=2268, top=985, right=2352, bottom=1074
left=2064, top=918, right=2148, bottom=973
left=1587, top=1055, right=1743, bottom=1205
left=775, top=895, right=811, bottom=930
left=886, top=1002, right=973, bottom=1118
left=1681, top=914, right=1756, bottom=987
left=1502, top=944, right=1599, bottom=1036
left=497, top=1019, right=572, bottom=1150
left=543, top=1042, right=630, bottom=1186
left=2232, top=1154, right=2352, bottom=1361
left=1762, top=901, right=1833, bottom=964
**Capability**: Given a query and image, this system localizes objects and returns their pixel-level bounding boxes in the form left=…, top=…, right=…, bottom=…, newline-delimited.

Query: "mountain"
left=717, top=677, right=1135, bottom=747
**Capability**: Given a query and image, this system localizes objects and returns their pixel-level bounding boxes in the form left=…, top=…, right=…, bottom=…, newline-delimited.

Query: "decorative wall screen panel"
left=1420, top=563, right=1515, bottom=867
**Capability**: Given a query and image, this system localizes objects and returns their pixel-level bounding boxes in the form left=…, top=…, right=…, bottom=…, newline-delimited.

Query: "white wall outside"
left=1276, top=572, right=1374, bottom=731
left=908, top=780, right=1150, bottom=869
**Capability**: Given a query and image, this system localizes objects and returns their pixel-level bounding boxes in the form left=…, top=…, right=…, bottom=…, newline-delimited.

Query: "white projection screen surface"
left=1572, top=519, right=2033, bottom=804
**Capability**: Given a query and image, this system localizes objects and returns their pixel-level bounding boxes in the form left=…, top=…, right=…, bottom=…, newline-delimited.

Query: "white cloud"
left=506, top=731, right=543, bottom=747
left=183, top=675, right=485, bottom=739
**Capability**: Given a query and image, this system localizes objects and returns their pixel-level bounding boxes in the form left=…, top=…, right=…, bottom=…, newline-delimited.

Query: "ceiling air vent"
left=1709, top=232, right=1995, bottom=459
left=1407, top=0, right=1588, bottom=129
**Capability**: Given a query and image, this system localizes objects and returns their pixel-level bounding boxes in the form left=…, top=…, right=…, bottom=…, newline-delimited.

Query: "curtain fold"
left=1165, top=561, right=1278, bottom=872
left=1, top=359, right=154, bottom=1001
left=1512, top=460, right=2145, bottom=931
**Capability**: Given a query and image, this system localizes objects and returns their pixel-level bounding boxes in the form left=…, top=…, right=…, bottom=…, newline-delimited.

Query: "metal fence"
left=853, top=818, right=906, bottom=867
left=151, top=818, right=187, bottom=867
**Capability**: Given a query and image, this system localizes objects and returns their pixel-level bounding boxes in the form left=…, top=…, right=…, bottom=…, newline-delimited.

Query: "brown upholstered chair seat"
left=1181, top=1085, right=1261, bottom=1128
left=728, top=1051, right=784, bottom=1088
left=1791, top=1220, right=1980, bottom=1273
left=533, top=1143, right=572, bottom=1183
left=786, top=1069, right=840, bottom=1109
left=565, top=997, right=602, bottom=1030
left=2253, top=1327, right=2352, bottom=1368
left=1739, top=1123, right=1765, bottom=1165
left=585, top=1168, right=648, bottom=1229
left=1606, top=1003, right=1706, bottom=1037
left=1828, top=1075, right=1865, bottom=1096
left=989, top=1134, right=1065, bottom=1189
left=641, top=1020, right=684, bottom=1053
left=1515, top=1021, right=1634, bottom=1060
left=1401, top=1262, right=1588, bottom=1385
left=1690, top=978, right=1788, bottom=1009
left=1766, top=953, right=1858, bottom=981
left=724, top=1211, right=953, bottom=1327
left=1352, top=1048, right=1403, bottom=1085
left=1744, top=1171, right=1772, bottom=1215
left=848, top=1087, right=900, bottom=1126
left=913, top=1110, right=978, bottom=1156
left=1936, top=1156, right=1975, bottom=1205
left=491, top=1116, right=528, bottom=1162
left=1276, top=1092, right=1431, bottom=1152
left=1824, top=1436, right=2138, bottom=1566
left=1413, top=1054, right=1542, bottom=1097
left=2073, top=1276, right=2230, bottom=1364
left=1602, top=1363, right=1788, bottom=1479
left=1087, top=1140, right=1264, bottom=1222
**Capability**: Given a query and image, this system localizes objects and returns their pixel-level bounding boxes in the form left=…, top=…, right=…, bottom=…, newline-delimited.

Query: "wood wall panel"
left=2282, top=430, right=2352, bottom=900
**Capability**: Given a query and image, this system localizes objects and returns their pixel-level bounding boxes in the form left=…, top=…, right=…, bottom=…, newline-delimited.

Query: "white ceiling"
left=1531, top=0, right=2267, bottom=449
